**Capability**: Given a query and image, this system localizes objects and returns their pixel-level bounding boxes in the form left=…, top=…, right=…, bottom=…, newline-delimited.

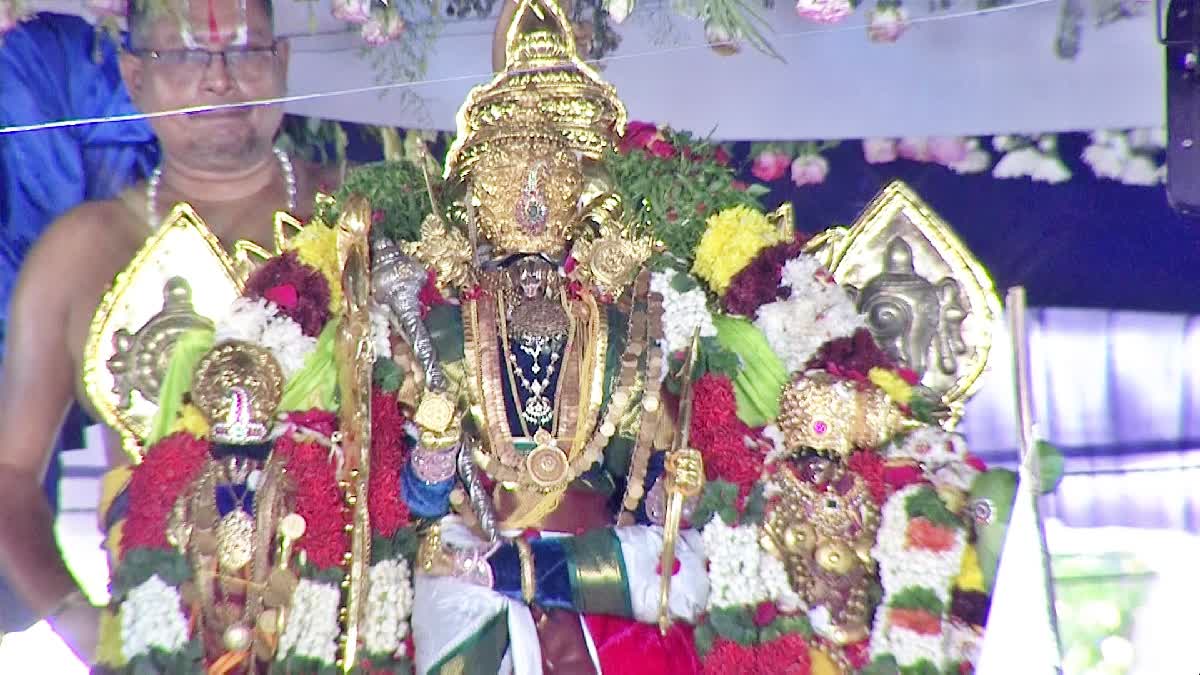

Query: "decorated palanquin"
left=81, top=0, right=1025, bottom=673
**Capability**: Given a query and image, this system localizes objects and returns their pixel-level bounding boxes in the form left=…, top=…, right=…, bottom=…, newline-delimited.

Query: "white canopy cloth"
left=32, top=0, right=1164, bottom=139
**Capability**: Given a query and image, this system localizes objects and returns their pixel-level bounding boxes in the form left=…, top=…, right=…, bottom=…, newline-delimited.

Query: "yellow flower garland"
left=287, top=224, right=344, bottom=313
left=692, top=205, right=789, bottom=294
left=868, top=367, right=913, bottom=405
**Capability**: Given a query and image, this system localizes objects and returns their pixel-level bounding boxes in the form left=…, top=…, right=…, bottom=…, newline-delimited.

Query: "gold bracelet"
left=512, top=537, right=536, bottom=605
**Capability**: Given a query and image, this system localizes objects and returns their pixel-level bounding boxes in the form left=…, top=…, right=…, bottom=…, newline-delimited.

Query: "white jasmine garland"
left=701, top=516, right=800, bottom=611
left=369, top=304, right=393, bottom=361
left=214, top=297, right=318, bottom=378
left=870, top=606, right=947, bottom=668
left=276, top=579, right=342, bottom=665
left=119, top=575, right=190, bottom=661
left=650, top=270, right=717, bottom=352
left=364, top=558, right=415, bottom=657
left=754, top=255, right=863, bottom=373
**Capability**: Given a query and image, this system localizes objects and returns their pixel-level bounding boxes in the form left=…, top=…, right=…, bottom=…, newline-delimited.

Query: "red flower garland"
left=722, top=238, right=809, bottom=317
left=244, top=251, right=332, bottom=337
left=703, top=635, right=812, bottom=675
left=275, top=435, right=349, bottom=570
left=121, top=433, right=211, bottom=555
left=847, top=450, right=888, bottom=506
left=690, top=374, right=764, bottom=494
left=369, top=388, right=412, bottom=538
left=806, top=328, right=898, bottom=383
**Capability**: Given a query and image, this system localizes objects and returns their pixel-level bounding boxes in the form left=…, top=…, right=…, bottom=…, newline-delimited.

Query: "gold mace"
left=657, top=329, right=706, bottom=635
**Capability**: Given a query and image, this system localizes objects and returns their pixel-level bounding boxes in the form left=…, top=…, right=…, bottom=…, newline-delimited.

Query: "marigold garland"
left=689, top=374, right=765, bottom=493
left=692, top=205, right=789, bottom=295
left=121, top=432, right=210, bottom=555
left=287, top=223, right=344, bottom=313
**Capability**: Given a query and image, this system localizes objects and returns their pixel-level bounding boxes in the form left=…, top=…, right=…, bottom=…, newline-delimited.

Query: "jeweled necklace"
left=145, top=147, right=297, bottom=229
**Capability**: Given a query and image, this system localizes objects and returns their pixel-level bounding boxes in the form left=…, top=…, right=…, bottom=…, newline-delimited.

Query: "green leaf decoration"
left=316, top=160, right=431, bottom=244
left=889, top=587, right=945, bottom=615
left=764, top=612, right=813, bottom=640
left=373, top=358, right=404, bottom=394
left=691, top=480, right=741, bottom=528
left=861, top=655, right=901, bottom=675
left=373, top=527, right=421, bottom=564
left=112, top=549, right=192, bottom=599
left=904, top=487, right=963, bottom=530
left=708, top=606, right=757, bottom=645
left=900, top=660, right=943, bottom=675
left=740, top=482, right=767, bottom=526
left=1036, top=440, right=1065, bottom=495
left=694, top=619, right=717, bottom=657
left=603, top=130, right=764, bottom=262
left=669, top=272, right=700, bottom=294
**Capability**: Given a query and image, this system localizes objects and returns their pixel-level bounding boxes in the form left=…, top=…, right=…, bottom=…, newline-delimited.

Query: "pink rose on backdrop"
left=862, top=138, right=898, bottom=164
left=86, top=0, right=127, bottom=18
left=333, top=0, right=372, bottom=25
left=619, top=121, right=659, bottom=153
left=791, top=154, right=830, bottom=186
left=361, top=11, right=404, bottom=45
left=896, top=136, right=931, bottom=162
left=795, top=0, right=853, bottom=23
left=0, top=2, right=18, bottom=34
left=867, top=3, right=908, bottom=43
left=927, top=137, right=971, bottom=165
left=752, top=150, right=793, bottom=181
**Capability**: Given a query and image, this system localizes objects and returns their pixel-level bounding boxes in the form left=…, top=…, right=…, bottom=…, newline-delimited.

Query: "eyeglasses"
left=132, top=42, right=280, bottom=80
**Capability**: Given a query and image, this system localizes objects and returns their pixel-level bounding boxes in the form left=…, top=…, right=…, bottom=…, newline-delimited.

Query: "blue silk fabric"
left=0, top=12, right=158, bottom=322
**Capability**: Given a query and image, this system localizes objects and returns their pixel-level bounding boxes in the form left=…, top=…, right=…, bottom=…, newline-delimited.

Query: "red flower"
left=690, top=374, right=764, bottom=493
left=275, top=435, right=349, bottom=570
left=713, top=146, right=731, bottom=166
left=245, top=251, right=332, bottom=337
left=264, top=283, right=299, bottom=310
left=847, top=450, right=887, bottom=505
left=648, top=139, right=678, bottom=159
left=462, top=285, right=485, bottom=301
left=843, top=640, right=871, bottom=669
left=619, top=121, right=659, bottom=154
left=897, top=368, right=920, bottom=385
left=753, top=601, right=778, bottom=627
left=285, top=409, right=339, bottom=438
left=965, top=454, right=988, bottom=472
left=722, top=237, right=808, bottom=317
left=121, top=433, right=210, bottom=554
left=883, top=462, right=926, bottom=492
left=369, top=388, right=412, bottom=538
left=806, top=328, right=897, bottom=382
left=703, top=635, right=811, bottom=675
left=731, top=180, right=749, bottom=192
left=418, top=269, right=445, bottom=318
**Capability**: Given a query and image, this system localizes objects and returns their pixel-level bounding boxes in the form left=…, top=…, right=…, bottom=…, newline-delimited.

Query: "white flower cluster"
left=119, top=575, right=190, bottom=661
left=276, top=579, right=342, bottom=665
left=1082, top=129, right=1165, bottom=186
left=869, top=485, right=968, bottom=668
left=369, top=304, right=394, bottom=361
left=214, top=297, right=318, bottom=378
left=869, top=602, right=948, bottom=668
left=650, top=269, right=717, bottom=353
left=887, top=429, right=978, bottom=493
left=991, top=135, right=1071, bottom=184
left=363, top=558, right=415, bottom=657
left=702, top=516, right=801, bottom=610
left=754, top=254, right=863, bottom=373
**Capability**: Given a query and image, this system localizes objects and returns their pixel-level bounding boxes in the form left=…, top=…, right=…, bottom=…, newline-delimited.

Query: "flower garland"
left=276, top=578, right=343, bottom=664
left=363, top=558, right=415, bottom=659
left=118, top=575, right=191, bottom=663
left=213, top=297, right=317, bottom=378
left=275, top=434, right=351, bottom=570
left=119, top=433, right=210, bottom=554
left=650, top=269, right=719, bottom=352
left=869, top=484, right=969, bottom=672
left=754, top=254, right=864, bottom=373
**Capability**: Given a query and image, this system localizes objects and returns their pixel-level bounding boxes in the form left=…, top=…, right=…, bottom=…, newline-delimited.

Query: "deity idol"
left=356, top=1, right=1022, bottom=673
left=82, top=0, right=1036, bottom=672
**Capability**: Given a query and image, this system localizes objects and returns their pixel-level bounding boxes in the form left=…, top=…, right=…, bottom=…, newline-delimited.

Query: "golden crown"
left=444, top=0, right=626, bottom=183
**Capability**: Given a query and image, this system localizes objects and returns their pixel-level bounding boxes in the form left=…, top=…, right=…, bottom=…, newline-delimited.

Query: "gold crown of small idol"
left=190, top=341, right=285, bottom=445
left=444, top=0, right=627, bottom=184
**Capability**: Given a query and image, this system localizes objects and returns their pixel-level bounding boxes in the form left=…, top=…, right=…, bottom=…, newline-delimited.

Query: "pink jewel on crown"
left=212, top=387, right=271, bottom=445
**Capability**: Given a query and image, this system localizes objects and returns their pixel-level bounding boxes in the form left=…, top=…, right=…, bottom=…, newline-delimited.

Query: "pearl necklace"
left=145, top=147, right=298, bottom=229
